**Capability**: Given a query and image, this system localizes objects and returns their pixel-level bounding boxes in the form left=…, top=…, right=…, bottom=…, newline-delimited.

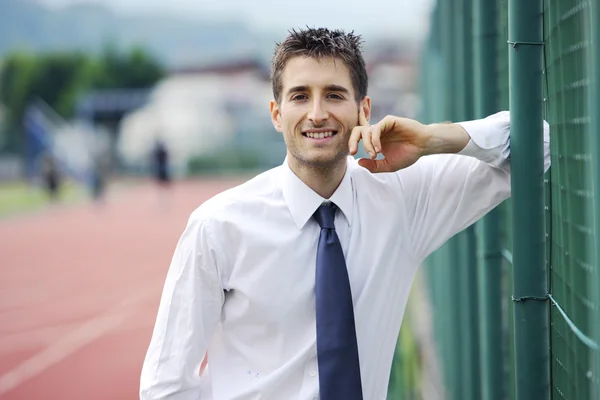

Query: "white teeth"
left=306, top=131, right=334, bottom=139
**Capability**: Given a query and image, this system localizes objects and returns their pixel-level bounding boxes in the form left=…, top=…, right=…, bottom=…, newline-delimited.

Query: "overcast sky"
left=39, top=0, right=435, bottom=39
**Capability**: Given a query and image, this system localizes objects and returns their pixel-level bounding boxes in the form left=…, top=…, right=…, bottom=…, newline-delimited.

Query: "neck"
left=287, top=155, right=347, bottom=199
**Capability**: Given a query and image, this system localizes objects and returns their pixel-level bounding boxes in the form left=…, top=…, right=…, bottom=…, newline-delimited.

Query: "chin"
left=301, top=152, right=348, bottom=169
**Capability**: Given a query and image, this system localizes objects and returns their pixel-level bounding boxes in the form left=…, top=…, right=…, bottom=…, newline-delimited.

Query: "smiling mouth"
left=302, top=130, right=338, bottom=139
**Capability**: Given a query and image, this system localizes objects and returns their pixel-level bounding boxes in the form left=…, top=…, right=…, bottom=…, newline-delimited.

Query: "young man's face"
left=270, top=56, right=370, bottom=170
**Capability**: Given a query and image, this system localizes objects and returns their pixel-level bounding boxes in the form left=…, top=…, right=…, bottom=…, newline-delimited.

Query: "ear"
left=270, top=100, right=283, bottom=132
left=360, top=96, right=372, bottom=123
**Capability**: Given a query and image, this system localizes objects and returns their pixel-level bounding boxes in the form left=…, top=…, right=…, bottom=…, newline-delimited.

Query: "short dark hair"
left=270, top=27, right=368, bottom=104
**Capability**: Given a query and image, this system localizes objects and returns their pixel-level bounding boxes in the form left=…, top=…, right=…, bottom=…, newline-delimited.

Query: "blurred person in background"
left=151, top=138, right=171, bottom=208
left=152, top=139, right=170, bottom=186
left=40, top=151, right=61, bottom=201
left=90, top=148, right=110, bottom=206
left=140, top=27, right=551, bottom=400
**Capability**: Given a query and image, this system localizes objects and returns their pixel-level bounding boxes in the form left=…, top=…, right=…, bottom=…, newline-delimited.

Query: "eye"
left=291, top=94, right=307, bottom=101
left=327, top=93, right=344, bottom=100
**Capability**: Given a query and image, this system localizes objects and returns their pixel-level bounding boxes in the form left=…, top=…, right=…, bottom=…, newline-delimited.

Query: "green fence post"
left=473, top=0, right=504, bottom=399
left=464, top=2, right=481, bottom=399
left=458, top=227, right=480, bottom=399
left=508, top=0, right=550, bottom=399
left=441, top=0, right=457, bottom=120
left=453, top=1, right=481, bottom=398
left=440, top=1, right=464, bottom=399
left=448, top=241, right=464, bottom=400
left=589, top=1, right=600, bottom=398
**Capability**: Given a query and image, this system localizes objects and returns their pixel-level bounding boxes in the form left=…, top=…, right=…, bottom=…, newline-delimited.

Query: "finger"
left=358, top=106, right=369, bottom=126
left=378, top=115, right=399, bottom=136
left=348, top=125, right=363, bottom=155
left=361, top=127, right=377, bottom=159
left=371, top=123, right=382, bottom=153
left=357, top=157, right=394, bottom=173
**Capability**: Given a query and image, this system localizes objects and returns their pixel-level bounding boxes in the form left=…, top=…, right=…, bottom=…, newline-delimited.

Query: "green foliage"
left=0, top=45, right=164, bottom=127
left=89, top=43, right=165, bottom=90
left=387, top=321, right=422, bottom=399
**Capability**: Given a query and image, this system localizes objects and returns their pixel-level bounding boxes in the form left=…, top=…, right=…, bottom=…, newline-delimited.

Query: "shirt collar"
left=281, top=156, right=355, bottom=230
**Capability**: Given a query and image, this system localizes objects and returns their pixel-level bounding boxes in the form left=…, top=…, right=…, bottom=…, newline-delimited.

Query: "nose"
left=307, top=99, right=329, bottom=125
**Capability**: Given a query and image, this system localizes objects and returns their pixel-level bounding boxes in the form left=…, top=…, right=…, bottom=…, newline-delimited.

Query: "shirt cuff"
left=456, top=110, right=511, bottom=167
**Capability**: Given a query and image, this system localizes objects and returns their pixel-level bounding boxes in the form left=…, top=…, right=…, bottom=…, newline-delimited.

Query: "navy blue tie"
left=313, top=203, right=363, bottom=399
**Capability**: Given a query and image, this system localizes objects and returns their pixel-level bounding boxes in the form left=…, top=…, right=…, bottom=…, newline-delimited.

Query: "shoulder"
left=346, top=154, right=463, bottom=202
left=178, top=167, right=281, bottom=273
left=186, top=166, right=282, bottom=231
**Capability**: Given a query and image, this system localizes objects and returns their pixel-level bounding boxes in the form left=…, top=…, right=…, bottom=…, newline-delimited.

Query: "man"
left=41, top=152, right=61, bottom=201
left=152, top=139, right=170, bottom=187
left=140, top=27, right=551, bottom=399
left=151, top=139, right=172, bottom=210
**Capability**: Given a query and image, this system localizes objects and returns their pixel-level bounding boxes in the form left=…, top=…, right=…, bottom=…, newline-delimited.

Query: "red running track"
left=0, top=178, right=247, bottom=400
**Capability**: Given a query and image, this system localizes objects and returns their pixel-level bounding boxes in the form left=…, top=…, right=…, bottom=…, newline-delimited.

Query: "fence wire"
left=544, top=1, right=595, bottom=399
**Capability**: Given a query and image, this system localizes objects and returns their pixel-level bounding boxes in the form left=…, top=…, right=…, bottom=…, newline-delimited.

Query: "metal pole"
left=588, top=1, right=600, bottom=398
left=473, top=0, right=504, bottom=399
left=441, top=1, right=465, bottom=399
left=508, top=1, right=550, bottom=399
left=453, top=1, right=481, bottom=398
left=438, top=1, right=462, bottom=398
left=441, top=0, right=457, bottom=120
left=448, top=241, right=464, bottom=400
left=458, top=227, right=480, bottom=399
left=462, top=2, right=481, bottom=399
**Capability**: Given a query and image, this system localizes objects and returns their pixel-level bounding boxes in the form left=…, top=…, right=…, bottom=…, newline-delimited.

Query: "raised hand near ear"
left=349, top=109, right=471, bottom=173
left=348, top=108, right=431, bottom=173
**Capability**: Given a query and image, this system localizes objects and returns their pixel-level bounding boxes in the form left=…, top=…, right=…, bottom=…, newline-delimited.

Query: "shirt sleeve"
left=140, top=211, right=225, bottom=400
left=398, top=110, right=551, bottom=262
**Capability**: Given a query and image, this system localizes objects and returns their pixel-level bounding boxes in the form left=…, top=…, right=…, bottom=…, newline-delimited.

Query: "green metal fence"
left=413, top=0, right=600, bottom=399
left=544, top=2, right=596, bottom=399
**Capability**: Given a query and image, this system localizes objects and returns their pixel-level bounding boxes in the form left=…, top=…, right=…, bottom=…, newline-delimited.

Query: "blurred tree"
left=0, top=45, right=164, bottom=153
left=0, top=52, right=39, bottom=126
left=0, top=52, right=40, bottom=153
left=91, top=43, right=165, bottom=89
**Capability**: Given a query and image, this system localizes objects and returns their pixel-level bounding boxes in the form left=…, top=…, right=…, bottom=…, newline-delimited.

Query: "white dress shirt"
left=140, top=111, right=551, bottom=400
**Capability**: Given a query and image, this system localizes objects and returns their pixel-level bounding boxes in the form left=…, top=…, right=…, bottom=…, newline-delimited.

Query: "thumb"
left=358, top=158, right=391, bottom=173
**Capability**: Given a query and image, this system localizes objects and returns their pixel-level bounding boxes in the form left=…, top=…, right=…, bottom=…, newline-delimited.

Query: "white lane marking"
left=0, top=289, right=153, bottom=395
left=0, top=323, right=81, bottom=355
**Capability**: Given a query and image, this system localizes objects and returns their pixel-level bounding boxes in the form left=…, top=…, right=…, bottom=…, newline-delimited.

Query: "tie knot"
left=314, top=203, right=337, bottom=229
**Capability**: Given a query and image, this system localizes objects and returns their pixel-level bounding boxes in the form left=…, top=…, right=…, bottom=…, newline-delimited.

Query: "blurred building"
left=367, top=46, right=421, bottom=121
left=116, top=59, right=280, bottom=176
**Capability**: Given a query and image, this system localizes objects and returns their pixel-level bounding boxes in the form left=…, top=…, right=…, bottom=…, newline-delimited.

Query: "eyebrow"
left=286, top=84, right=351, bottom=96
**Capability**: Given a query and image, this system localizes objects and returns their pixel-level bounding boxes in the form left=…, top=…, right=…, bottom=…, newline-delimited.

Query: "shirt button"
left=309, top=370, right=317, bottom=377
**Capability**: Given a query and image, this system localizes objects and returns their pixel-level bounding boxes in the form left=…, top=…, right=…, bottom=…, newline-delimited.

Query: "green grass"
left=387, top=317, right=423, bottom=399
left=0, top=180, right=87, bottom=218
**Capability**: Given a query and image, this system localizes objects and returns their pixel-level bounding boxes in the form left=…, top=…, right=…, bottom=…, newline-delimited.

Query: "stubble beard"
left=290, top=128, right=350, bottom=173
